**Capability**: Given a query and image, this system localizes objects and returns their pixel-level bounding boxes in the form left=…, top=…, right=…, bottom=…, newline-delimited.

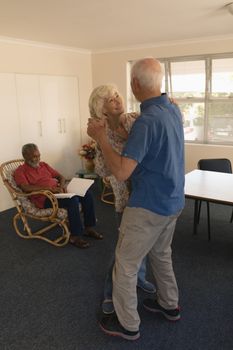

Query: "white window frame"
left=127, top=53, right=233, bottom=145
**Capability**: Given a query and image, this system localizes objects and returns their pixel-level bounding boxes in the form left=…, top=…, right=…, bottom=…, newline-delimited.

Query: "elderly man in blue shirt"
left=87, top=57, right=185, bottom=341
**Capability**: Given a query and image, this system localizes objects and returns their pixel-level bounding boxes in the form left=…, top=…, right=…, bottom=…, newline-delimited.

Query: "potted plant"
left=79, top=140, right=96, bottom=172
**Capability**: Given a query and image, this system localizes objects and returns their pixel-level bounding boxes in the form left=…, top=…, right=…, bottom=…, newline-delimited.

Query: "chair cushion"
left=7, top=169, right=67, bottom=220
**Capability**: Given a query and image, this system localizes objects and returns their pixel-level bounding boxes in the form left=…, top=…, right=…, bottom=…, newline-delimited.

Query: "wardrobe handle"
left=58, top=119, right=62, bottom=133
left=38, top=121, right=42, bottom=137
left=62, top=118, right=66, bottom=133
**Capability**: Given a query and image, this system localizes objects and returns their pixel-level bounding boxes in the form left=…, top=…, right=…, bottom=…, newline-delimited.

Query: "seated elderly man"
left=14, top=143, right=103, bottom=248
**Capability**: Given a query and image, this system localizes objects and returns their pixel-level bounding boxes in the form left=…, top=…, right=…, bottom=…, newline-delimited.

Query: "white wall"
left=0, top=38, right=93, bottom=210
left=91, top=36, right=233, bottom=173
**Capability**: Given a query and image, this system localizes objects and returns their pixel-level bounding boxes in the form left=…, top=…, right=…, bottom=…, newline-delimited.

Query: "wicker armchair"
left=101, top=177, right=115, bottom=205
left=0, top=159, right=70, bottom=247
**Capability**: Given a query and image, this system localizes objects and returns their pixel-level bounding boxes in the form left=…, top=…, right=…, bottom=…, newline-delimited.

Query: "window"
left=127, top=54, right=233, bottom=145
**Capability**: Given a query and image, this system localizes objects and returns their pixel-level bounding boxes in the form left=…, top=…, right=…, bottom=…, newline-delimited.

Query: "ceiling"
left=0, top=0, right=233, bottom=52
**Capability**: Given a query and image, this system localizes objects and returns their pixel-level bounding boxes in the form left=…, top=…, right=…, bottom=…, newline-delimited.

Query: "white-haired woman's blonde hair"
left=88, top=84, right=122, bottom=119
left=131, top=57, right=164, bottom=91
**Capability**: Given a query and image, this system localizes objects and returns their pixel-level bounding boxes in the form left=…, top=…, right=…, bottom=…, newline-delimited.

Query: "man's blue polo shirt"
left=122, top=93, right=185, bottom=216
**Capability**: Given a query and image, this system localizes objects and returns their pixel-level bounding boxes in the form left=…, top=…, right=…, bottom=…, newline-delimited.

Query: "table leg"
left=193, top=200, right=199, bottom=235
left=206, top=202, right=211, bottom=241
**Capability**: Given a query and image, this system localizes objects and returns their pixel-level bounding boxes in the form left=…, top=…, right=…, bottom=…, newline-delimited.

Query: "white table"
left=185, top=169, right=233, bottom=239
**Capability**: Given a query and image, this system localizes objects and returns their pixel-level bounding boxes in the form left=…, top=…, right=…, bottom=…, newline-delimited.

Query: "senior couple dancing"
left=87, top=57, right=185, bottom=340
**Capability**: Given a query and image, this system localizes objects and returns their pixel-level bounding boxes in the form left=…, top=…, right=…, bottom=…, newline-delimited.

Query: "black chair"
left=196, top=158, right=233, bottom=240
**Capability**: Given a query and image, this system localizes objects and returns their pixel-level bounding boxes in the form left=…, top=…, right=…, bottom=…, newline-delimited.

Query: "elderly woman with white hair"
left=88, top=84, right=156, bottom=314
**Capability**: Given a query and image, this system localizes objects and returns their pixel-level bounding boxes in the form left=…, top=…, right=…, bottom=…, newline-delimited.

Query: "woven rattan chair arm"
left=17, top=190, right=59, bottom=219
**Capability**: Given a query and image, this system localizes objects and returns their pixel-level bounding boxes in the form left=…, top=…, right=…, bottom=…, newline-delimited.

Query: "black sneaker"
left=99, top=313, right=140, bottom=341
left=102, top=299, right=115, bottom=315
left=143, top=298, right=181, bottom=321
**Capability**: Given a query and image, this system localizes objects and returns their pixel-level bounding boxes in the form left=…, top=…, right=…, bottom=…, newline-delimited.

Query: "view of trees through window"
left=127, top=54, right=233, bottom=145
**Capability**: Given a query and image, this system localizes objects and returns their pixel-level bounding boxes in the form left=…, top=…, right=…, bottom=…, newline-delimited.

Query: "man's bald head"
left=130, top=57, right=164, bottom=101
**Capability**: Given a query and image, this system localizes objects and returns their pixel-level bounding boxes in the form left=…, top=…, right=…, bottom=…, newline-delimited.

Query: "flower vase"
left=85, top=159, right=95, bottom=173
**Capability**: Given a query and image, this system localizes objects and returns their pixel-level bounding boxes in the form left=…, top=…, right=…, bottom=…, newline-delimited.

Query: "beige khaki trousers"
left=112, top=206, right=181, bottom=332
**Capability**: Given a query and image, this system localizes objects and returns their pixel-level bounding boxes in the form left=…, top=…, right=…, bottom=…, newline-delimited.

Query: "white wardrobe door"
left=0, top=74, right=21, bottom=210
left=0, top=74, right=21, bottom=160
left=39, top=75, right=81, bottom=179
left=39, top=75, right=66, bottom=170
left=15, top=74, right=44, bottom=153
left=56, top=76, right=81, bottom=179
